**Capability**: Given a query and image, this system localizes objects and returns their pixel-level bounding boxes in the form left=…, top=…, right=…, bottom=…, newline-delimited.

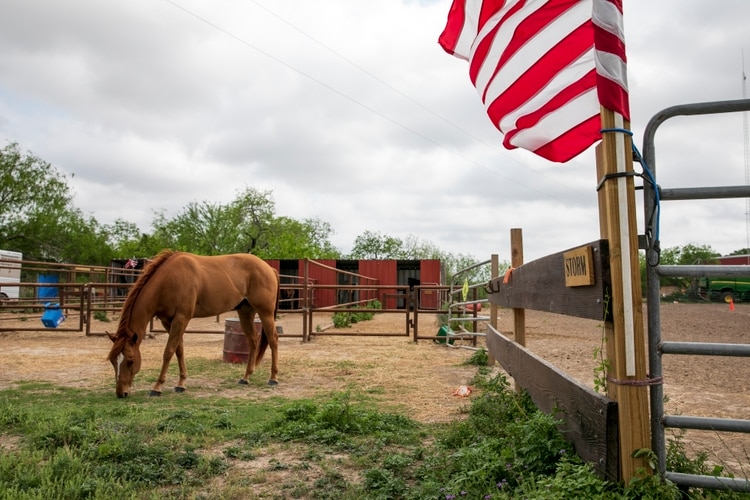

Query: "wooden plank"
left=487, top=240, right=610, bottom=321
left=486, top=326, right=619, bottom=481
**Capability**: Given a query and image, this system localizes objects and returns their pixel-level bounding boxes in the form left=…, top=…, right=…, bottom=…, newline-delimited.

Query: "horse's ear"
left=106, top=331, right=116, bottom=342
left=130, top=333, right=138, bottom=345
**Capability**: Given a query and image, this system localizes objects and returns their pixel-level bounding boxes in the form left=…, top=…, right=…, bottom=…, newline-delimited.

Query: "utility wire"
left=165, top=0, right=581, bottom=205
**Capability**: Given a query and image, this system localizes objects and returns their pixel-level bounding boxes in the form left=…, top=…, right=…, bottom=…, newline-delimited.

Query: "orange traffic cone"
left=729, top=297, right=735, bottom=311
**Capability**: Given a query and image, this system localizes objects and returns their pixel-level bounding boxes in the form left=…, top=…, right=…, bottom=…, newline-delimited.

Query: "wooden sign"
left=486, top=239, right=610, bottom=321
left=564, top=245, right=595, bottom=287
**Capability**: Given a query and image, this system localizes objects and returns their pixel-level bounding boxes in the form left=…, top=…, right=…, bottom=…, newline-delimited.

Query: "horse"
left=107, top=250, right=280, bottom=398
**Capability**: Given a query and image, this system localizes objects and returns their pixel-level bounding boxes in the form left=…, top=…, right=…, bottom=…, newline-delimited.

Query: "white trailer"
left=0, top=250, right=22, bottom=300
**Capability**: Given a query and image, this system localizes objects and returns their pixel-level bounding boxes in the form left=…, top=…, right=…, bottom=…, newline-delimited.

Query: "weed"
left=463, top=348, right=489, bottom=366
left=93, top=310, right=109, bottom=322
left=331, top=301, right=381, bottom=328
left=593, top=292, right=611, bottom=394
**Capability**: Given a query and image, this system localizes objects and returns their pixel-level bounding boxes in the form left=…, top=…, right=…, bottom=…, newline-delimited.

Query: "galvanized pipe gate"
left=643, top=98, right=750, bottom=492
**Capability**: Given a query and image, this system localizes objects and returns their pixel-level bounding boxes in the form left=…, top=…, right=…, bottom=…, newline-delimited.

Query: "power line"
left=164, top=0, right=579, bottom=205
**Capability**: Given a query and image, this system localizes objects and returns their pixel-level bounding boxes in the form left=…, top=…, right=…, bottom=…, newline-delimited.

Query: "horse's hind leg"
left=236, top=307, right=259, bottom=385
left=174, top=338, right=187, bottom=393
left=257, top=311, right=279, bottom=386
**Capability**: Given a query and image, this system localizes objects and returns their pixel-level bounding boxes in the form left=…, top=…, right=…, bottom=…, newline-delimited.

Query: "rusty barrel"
left=223, top=318, right=261, bottom=364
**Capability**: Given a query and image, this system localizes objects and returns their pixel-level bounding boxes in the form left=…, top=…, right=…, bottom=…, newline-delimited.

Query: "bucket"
left=223, top=318, right=262, bottom=364
left=41, top=302, right=65, bottom=328
left=434, top=325, right=455, bottom=345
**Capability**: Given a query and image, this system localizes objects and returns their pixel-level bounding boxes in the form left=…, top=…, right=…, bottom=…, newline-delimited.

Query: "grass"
left=0, top=363, right=747, bottom=499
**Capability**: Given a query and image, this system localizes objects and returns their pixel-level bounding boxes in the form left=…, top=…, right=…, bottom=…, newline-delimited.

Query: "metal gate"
left=643, top=98, right=750, bottom=492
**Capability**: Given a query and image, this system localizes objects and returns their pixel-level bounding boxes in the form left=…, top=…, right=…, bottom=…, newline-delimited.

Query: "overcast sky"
left=2, top=0, right=750, bottom=262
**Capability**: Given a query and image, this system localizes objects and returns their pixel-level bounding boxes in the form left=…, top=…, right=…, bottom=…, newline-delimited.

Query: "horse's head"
left=107, top=331, right=142, bottom=398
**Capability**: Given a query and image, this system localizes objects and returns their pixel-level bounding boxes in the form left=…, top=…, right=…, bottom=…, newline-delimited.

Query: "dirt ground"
left=0, top=302, right=748, bottom=476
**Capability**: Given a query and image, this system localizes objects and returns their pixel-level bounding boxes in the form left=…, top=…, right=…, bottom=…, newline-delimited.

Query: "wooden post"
left=510, top=228, right=525, bottom=347
left=596, top=107, right=650, bottom=481
left=510, top=228, right=526, bottom=394
left=488, top=254, right=499, bottom=364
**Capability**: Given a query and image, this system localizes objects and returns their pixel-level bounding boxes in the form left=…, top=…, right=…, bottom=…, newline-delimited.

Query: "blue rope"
left=600, top=128, right=661, bottom=242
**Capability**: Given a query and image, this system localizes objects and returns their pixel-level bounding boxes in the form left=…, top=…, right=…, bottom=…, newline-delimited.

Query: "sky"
left=1, top=0, right=750, bottom=263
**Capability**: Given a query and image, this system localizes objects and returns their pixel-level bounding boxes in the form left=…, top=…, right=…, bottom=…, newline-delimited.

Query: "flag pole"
left=596, top=106, right=651, bottom=481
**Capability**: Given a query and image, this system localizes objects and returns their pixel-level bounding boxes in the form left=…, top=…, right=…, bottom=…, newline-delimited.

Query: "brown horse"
left=107, top=250, right=280, bottom=398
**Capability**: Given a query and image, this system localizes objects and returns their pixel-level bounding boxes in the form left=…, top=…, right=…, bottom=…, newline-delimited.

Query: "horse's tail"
left=255, top=270, right=281, bottom=366
left=274, top=269, right=280, bottom=319
left=255, top=332, right=269, bottom=365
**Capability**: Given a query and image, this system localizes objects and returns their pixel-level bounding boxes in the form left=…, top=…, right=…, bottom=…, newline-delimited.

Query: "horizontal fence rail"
left=0, top=280, right=480, bottom=341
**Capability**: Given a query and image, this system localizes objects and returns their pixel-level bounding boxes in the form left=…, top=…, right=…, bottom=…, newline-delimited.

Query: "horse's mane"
left=107, top=249, right=177, bottom=361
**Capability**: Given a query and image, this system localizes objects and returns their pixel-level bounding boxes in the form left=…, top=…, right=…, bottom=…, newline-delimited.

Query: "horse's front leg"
left=150, top=344, right=172, bottom=396
left=151, top=319, right=188, bottom=396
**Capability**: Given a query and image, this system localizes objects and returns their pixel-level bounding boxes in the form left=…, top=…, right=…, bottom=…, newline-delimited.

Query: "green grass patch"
left=0, top=369, right=744, bottom=499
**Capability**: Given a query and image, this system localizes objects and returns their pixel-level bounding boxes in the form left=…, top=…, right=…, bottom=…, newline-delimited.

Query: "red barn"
left=264, top=259, right=443, bottom=309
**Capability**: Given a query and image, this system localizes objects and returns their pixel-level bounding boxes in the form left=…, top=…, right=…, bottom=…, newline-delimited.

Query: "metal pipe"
left=661, top=341, right=750, bottom=357
left=663, top=415, right=750, bottom=433
left=665, top=472, right=750, bottom=493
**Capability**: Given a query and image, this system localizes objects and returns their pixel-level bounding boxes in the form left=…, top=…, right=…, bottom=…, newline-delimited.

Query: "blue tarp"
left=37, top=274, right=59, bottom=300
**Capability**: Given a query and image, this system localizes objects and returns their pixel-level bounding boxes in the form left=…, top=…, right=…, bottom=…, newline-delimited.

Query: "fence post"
left=510, top=229, right=525, bottom=348
left=303, top=259, right=309, bottom=342
left=596, top=109, right=651, bottom=481
left=488, top=254, right=499, bottom=364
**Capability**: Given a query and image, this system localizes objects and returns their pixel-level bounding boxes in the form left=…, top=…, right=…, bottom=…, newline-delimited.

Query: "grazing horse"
left=107, top=250, right=280, bottom=398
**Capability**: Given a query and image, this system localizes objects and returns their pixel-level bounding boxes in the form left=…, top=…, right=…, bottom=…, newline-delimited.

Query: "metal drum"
left=223, top=318, right=261, bottom=364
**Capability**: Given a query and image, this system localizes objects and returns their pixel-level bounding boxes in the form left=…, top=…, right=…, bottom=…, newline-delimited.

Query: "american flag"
left=439, top=0, right=628, bottom=163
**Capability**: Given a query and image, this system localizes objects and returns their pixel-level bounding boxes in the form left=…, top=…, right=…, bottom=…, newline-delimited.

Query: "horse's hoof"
left=149, top=390, right=162, bottom=397
left=174, top=386, right=185, bottom=393
left=237, top=379, right=249, bottom=385
left=267, top=379, right=278, bottom=387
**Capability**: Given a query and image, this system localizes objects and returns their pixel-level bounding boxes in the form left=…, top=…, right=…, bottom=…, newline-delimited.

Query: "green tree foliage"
left=660, top=243, right=719, bottom=266
left=640, top=243, right=721, bottom=297
left=102, top=218, right=162, bottom=260
left=0, top=142, right=115, bottom=263
left=149, top=187, right=339, bottom=259
left=401, top=234, right=444, bottom=259
left=0, top=143, right=70, bottom=254
left=148, top=187, right=275, bottom=255
left=349, top=230, right=405, bottom=259
left=54, top=210, right=114, bottom=265
left=258, top=216, right=339, bottom=259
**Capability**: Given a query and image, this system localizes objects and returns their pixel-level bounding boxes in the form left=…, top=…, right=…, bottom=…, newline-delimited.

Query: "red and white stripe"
left=439, top=0, right=628, bottom=163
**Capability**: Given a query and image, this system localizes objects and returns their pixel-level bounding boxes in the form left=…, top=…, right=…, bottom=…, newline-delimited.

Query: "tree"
left=401, top=235, right=444, bottom=260
left=660, top=243, right=719, bottom=266
left=147, top=188, right=340, bottom=258
left=104, top=218, right=162, bottom=259
left=349, top=231, right=405, bottom=259
left=0, top=142, right=108, bottom=262
left=641, top=243, right=721, bottom=298
left=258, top=217, right=340, bottom=259
left=148, top=187, right=274, bottom=255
